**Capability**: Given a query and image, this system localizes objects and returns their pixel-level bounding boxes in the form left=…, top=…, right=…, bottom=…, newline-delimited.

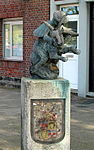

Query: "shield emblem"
left=31, top=99, right=65, bottom=144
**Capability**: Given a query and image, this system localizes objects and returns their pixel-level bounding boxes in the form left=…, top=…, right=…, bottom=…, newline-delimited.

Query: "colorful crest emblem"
left=31, top=99, right=65, bottom=144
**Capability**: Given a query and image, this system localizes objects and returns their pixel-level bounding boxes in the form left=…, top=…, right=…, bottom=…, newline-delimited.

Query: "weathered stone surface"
left=21, top=78, right=70, bottom=150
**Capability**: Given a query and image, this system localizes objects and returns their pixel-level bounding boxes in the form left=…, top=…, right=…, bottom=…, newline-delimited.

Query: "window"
left=60, top=4, right=79, bottom=15
left=3, top=19, right=23, bottom=60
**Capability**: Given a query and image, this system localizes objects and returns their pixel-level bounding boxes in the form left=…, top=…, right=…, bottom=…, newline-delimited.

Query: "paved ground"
left=0, top=88, right=21, bottom=150
left=71, top=94, right=94, bottom=150
left=0, top=87, right=94, bottom=150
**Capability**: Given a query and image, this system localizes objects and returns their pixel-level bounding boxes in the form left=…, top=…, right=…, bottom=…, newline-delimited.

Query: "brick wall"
left=0, top=0, right=50, bottom=78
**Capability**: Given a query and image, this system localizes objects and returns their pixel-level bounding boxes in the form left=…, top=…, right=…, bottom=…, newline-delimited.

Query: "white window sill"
left=3, top=57, right=23, bottom=62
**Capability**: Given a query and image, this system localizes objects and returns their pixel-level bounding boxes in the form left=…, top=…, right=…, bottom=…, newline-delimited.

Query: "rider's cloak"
left=33, top=20, right=52, bottom=37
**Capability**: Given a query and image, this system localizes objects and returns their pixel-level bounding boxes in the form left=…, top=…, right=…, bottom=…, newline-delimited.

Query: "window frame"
left=3, top=18, right=23, bottom=61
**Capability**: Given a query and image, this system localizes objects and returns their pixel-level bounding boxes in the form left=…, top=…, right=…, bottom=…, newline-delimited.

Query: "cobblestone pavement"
left=0, top=87, right=94, bottom=150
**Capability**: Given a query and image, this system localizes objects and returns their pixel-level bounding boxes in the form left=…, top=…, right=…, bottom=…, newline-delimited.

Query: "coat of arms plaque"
left=31, top=99, right=65, bottom=144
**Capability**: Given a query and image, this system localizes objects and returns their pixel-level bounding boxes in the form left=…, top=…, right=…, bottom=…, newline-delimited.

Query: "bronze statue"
left=30, top=11, right=80, bottom=79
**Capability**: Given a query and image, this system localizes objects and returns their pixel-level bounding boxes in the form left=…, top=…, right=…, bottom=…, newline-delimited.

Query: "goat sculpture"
left=30, top=11, right=80, bottom=79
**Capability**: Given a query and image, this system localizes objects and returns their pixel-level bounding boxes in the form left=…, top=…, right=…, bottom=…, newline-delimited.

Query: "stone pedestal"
left=21, top=78, right=70, bottom=150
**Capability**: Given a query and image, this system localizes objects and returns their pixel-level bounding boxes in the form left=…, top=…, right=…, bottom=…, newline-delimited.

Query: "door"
left=59, top=14, right=79, bottom=89
left=89, top=3, right=94, bottom=92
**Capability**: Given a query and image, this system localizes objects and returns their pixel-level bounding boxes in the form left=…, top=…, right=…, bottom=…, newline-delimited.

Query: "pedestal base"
left=21, top=78, right=70, bottom=150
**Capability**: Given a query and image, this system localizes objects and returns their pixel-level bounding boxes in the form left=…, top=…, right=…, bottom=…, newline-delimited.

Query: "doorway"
left=89, top=2, right=94, bottom=92
left=59, top=5, right=79, bottom=89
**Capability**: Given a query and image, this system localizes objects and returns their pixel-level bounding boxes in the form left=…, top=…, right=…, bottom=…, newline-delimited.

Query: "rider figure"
left=33, top=11, right=68, bottom=61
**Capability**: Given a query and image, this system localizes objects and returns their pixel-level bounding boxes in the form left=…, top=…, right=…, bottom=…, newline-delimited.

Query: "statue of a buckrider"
left=30, top=11, right=80, bottom=79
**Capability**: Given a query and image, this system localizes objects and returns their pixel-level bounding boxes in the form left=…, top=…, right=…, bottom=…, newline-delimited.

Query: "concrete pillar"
left=21, top=78, right=70, bottom=150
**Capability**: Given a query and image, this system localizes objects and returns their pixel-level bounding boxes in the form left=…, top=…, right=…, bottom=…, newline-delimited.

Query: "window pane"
left=65, top=21, right=77, bottom=46
left=12, top=24, right=23, bottom=57
left=4, top=24, right=10, bottom=57
left=61, top=6, right=79, bottom=15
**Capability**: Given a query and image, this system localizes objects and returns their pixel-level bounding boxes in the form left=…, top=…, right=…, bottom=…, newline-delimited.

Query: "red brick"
left=0, top=0, right=50, bottom=78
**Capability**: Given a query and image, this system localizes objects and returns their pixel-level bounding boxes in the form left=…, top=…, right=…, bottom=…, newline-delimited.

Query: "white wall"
left=78, top=0, right=90, bottom=97
left=50, top=0, right=56, bottom=19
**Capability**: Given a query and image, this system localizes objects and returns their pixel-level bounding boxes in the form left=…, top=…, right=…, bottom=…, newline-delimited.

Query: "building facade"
left=51, top=0, right=94, bottom=97
left=0, top=0, right=50, bottom=86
